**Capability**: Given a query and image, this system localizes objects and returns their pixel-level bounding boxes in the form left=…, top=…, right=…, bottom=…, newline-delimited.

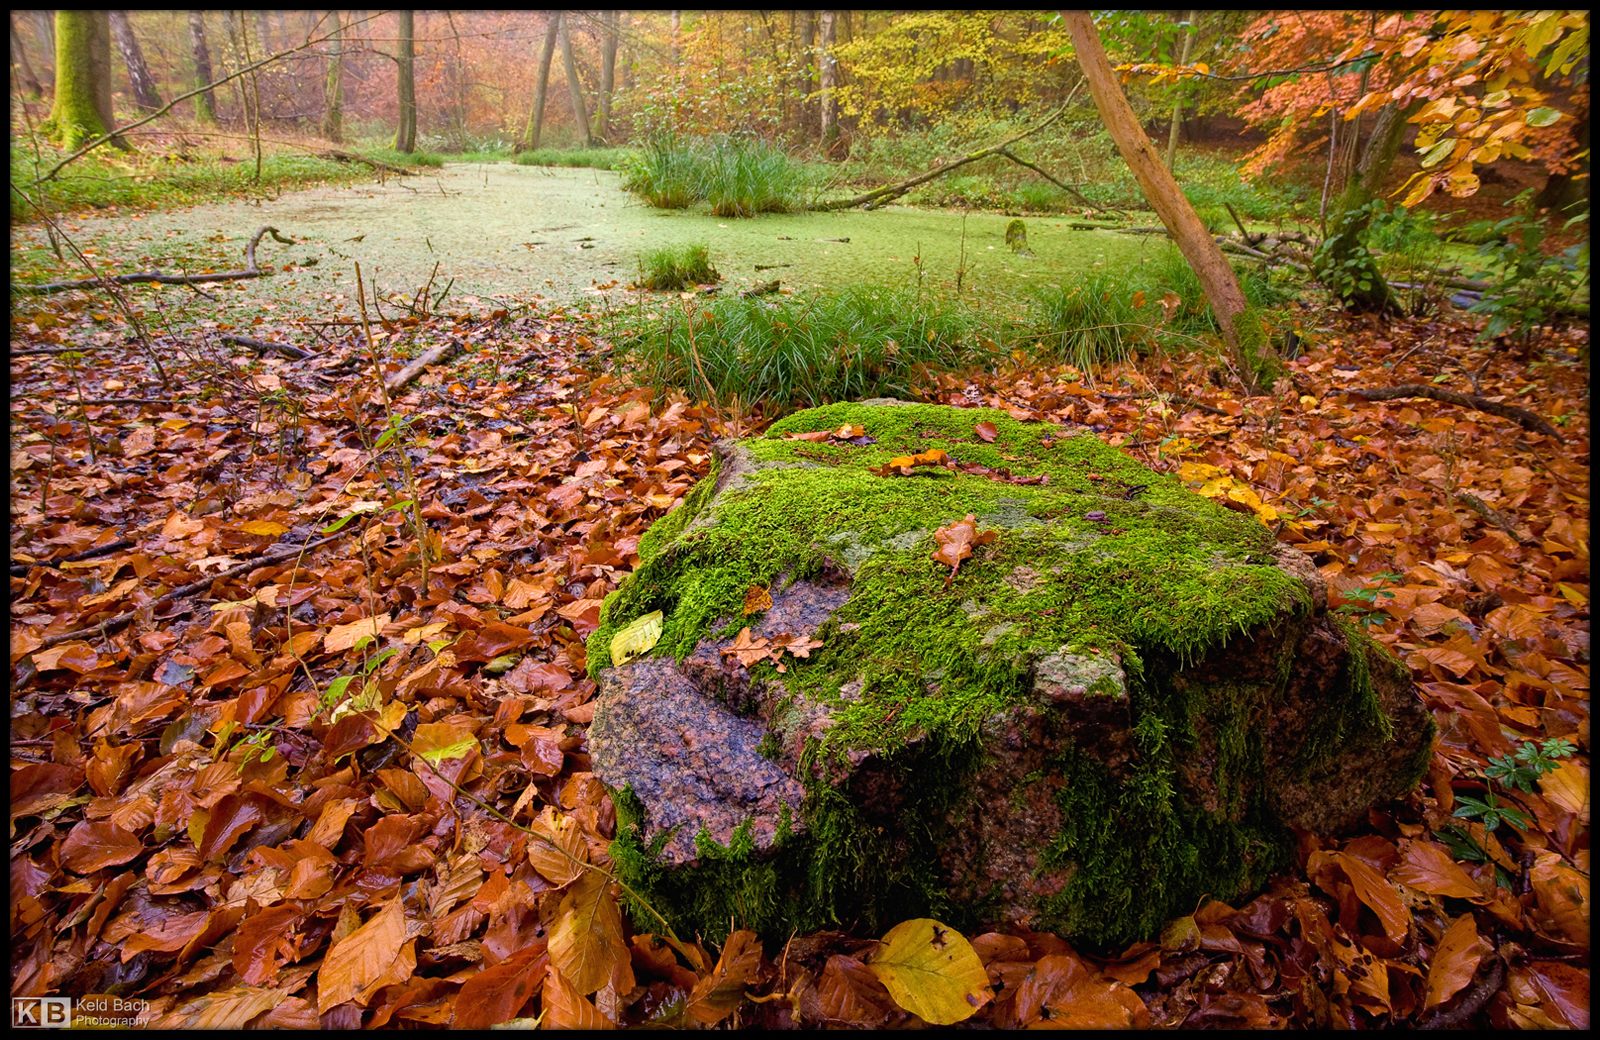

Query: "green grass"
left=514, top=146, right=636, bottom=171
left=9, top=145, right=362, bottom=222
left=363, top=146, right=444, bottom=168
left=615, top=286, right=1002, bottom=411
left=639, top=243, right=720, bottom=291
left=620, top=133, right=816, bottom=216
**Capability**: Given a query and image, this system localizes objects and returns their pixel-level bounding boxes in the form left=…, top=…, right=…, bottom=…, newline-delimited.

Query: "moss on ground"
left=591, top=402, right=1408, bottom=948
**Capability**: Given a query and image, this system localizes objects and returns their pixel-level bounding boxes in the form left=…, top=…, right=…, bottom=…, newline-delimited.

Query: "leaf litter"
left=6, top=281, right=1589, bottom=1028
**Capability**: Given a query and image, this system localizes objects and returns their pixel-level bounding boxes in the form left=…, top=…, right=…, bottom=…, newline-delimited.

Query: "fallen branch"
left=1455, top=492, right=1536, bottom=545
left=314, top=148, right=417, bottom=176
left=221, top=333, right=317, bottom=360
left=807, top=102, right=1070, bottom=211
left=384, top=340, right=462, bottom=393
left=15, top=226, right=294, bottom=295
left=29, top=530, right=349, bottom=654
left=1345, top=384, right=1563, bottom=442
left=998, top=148, right=1130, bottom=220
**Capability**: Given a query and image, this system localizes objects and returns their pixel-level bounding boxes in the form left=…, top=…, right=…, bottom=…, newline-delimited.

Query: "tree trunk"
left=819, top=10, right=837, bottom=147
left=798, top=11, right=816, bottom=136
left=560, top=19, right=592, bottom=146
left=598, top=10, right=618, bottom=144
left=10, top=13, right=44, bottom=98
left=1312, top=101, right=1413, bottom=316
left=1164, top=11, right=1197, bottom=172
left=322, top=9, right=344, bottom=142
left=520, top=11, right=562, bottom=152
left=188, top=12, right=217, bottom=125
left=108, top=11, right=162, bottom=113
left=44, top=11, right=127, bottom=150
left=394, top=10, right=416, bottom=153
left=254, top=11, right=274, bottom=55
left=1062, top=10, right=1273, bottom=392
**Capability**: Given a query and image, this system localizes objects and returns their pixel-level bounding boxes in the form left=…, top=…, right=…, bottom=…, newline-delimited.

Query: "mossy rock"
left=587, top=402, right=1431, bottom=949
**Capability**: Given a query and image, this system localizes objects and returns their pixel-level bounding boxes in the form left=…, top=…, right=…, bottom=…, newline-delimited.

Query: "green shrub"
left=640, top=243, right=720, bottom=291
left=615, top=286, right=1002, bottom=410
left=1464, top=194, right=1590, bottom=344
left=1028, top=267, right=1157, bottom=371
left=620, top=132, right=705, bottom=209
left=703, top=137, right=815, bottom=217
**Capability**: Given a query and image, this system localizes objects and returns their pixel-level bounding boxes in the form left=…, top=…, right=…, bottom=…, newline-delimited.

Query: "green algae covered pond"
left=14, top=163, right=1177, bottom=311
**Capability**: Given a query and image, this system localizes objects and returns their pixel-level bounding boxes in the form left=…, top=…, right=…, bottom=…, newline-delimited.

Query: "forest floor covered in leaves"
left=8, top=279, right=1590, bottom=1027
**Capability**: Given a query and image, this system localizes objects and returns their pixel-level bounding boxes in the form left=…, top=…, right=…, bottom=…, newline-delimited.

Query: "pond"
left=21, top=163, right=1178, bottom=310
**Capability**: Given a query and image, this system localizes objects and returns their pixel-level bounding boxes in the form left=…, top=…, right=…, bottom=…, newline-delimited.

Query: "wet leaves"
left=5, top=277, right=1587, bottom=1028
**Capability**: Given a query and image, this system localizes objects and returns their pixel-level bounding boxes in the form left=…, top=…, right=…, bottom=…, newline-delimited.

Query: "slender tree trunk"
left=620, top=11, right=634, bottom=92
left=798, top=11, right=816, bottom=136
left=255, top=12, right=274, bottom=55
left=819, top=10, right=837, bottom=147
left=221, top=11, right=247, bottom=124
left=598, top=10, right=618, bottom=144
left=560, top=18, right=592, bottom=146
left=520, top=11, right=562, bottom=152
left=1312, top=101, right=1414, bottom=316
left=322, top=9, right=344, bottom=142
left=188, top=12, right=217, bottom=125
left=109, top=11, right=162, bottom=113
left=394, top=10, right=416, bottom=152
left=44, top=11, right=128, bottom=150
left=1062, top=10, right=1273, bottom=392
left=11, top=13, right=44, bottom=98
left=1164, top=11, right=1197, bottom=172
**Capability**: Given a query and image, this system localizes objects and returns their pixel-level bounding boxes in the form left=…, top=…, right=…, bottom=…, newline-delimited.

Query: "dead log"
left=384, top=340, right=461, bottom=393
left=315, top=148, right=417, bottom=175
left=221, top=334, right=316, bottom=360
left=1345, top=384, right=1563, bottom=442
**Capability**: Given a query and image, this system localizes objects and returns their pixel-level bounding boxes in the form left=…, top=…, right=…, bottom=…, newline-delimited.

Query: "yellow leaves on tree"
left=931, top=515, right=996, bottom=587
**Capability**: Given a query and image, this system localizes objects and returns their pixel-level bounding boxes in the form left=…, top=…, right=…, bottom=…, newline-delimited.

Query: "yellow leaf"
left=412, top=722, right=477, bottom=765
left=529, top=807, right=589, bottom=885
left=610, top=610, right=663, bottom=666
left=549, top=869, right=626, bottom=996
left=238, top=520, right=290, bottom=536
left=866, top=918, right=991, bottom=1025
left=1556, top=583, right=1588, bottom=606
left=325, top=613, right=390, bottom=654
left=742, top=586, right=773, bottom=615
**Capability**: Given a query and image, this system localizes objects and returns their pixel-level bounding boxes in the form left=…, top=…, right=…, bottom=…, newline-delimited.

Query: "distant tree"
left=519, top=11, right=562, bottom=152
left=188, top=12, right=217, bottom=125
left=42, top=11, right=128, bottom=150
left=560, top=18, right=593, bottom=146
left=819, top=10, right=837, bottom=146
left=598, top=10, right=619, bottom=143
left=10, top=13, right=44, bottom=98
left=394, top=10, right=416, bottom=152
left=109, top=11, right=162, bottom=113
left=322, top=9, right=345, bottom=142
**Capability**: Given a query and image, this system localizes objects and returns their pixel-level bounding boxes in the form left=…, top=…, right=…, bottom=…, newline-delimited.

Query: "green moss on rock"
left=588, top=402, right=1430, bottom=949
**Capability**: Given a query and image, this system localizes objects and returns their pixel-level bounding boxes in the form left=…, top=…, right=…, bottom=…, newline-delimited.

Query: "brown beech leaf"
left=453, top=940, right=548, bottom=1028
left=543, top=965, right=615, bottom=1029
left=931, top=515, right=997, bottom=587
left=686, top=929, right=765, bottom=1024
left=316, top=898, right=422, bottom=1012
left=770, top=632, right=824, bottom=659
left=549, top=870, right=628, bottom=996
left=1393, top=839, right=1482, bottom=899
left=59, top=820, right=143, bottom=874
left=528, top=807, right=589, bottom=885
left=1423, top=912, right=1483, bottom=1009
left=974, top=420, right=998, bottom=442
left=870, top=448, right=951, bottom=477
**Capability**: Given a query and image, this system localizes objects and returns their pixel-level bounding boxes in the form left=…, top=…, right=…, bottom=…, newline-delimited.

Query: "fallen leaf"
left=721, top=627, right=772, bottom=668
left=931, top=515, right=997, bottom=586
left=549, top=870, right=627, bottom=996
left=742, top=586, right=773, bottom=615
left=1424, top=913, right=1483, bottom=1008
left=325, top=614, right=391, bottom=654
left=610, top=609, right=663, bottom=665
left=867, top=918, right=991, bottom=1025
left=317, top=898, right=421, bottom=1012
left=686, top=929, right=764, bottom=1024
left=974, top=421, right=998, bottom=442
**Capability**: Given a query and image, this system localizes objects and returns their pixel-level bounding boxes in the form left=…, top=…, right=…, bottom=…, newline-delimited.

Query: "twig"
left=15, top=226, right=293, bottom=295
left=1417, top=955, right=1505, bottom=1029
left=1455, top=493, right=1535, bottom=545
left=997, top=147, right=1130, bottom=220
left=221, top=334, right=316, bottom=360
left=1344, top=384, right=1564, bottom=442
left=28, top=531, right=349, bottom=654
left=384, top=340, right=462, bottom=393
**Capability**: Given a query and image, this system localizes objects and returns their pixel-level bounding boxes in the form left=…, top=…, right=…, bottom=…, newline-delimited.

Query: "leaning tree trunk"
left=44, top=11, right=128, bottom=150
left=1062, top=10, right=1274, bottom=392
left=520, top=11, right=562, bottom=152
left=560, top=18, right=593, bottom=146
left=109, top=11, right=162, bottom=113
left=188, top=12, right=217, bottom=125
left=1312, top=101, right=1413, bottom=316
left=393, top=9, right=416, bottom=153
left=11, top=13, right=44, bottom=98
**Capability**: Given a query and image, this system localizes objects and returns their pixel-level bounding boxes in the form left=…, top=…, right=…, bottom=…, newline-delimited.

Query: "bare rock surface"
left=587, top=402, right=1432, bottom=947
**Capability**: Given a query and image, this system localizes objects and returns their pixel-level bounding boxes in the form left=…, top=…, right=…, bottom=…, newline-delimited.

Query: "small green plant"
left=1440, top=736, right=1576, bottom=886
left=1332, top=571, right=1401, bottom=628
left=1464, top=192, right=1589, bottom=344
left=640, top=243, right=720, bottom=291
left=1482, top=737, right=1578, bottom=794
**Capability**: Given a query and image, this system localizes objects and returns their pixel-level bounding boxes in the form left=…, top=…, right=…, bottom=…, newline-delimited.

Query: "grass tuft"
left=640, top=243, right=720, bottom=291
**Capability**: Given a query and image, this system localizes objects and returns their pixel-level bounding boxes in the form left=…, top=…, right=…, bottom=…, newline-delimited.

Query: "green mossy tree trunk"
left=43, top=11, right=128, bottom=150
left=1312, top=101, right=1415, bottom=316
left=188, top=12, right=217, bottom=125
left=393, top=10, right=416, bottom=153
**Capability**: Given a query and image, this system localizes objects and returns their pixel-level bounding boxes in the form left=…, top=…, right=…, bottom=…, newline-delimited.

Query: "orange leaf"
left=974, top=421, right=998, bottom=442
left=542, top=966, right=615, bottom=1029
left=743, top=585, right=773, bottom=615
left=721, top=627, right=772, bottom=668
left=317, top=898, right=421, bottom=1012
left=1424, top=913, right=1483, bottom=1008
left=549, top=870, right=627, bottom=996
left=59, top=821, right=143, bottom=874
left=932, top=515, right=997, bottom=586
left=1329, top=851, right=1410, bottom=942
left=1393, top=840, right=1483, bottom=899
